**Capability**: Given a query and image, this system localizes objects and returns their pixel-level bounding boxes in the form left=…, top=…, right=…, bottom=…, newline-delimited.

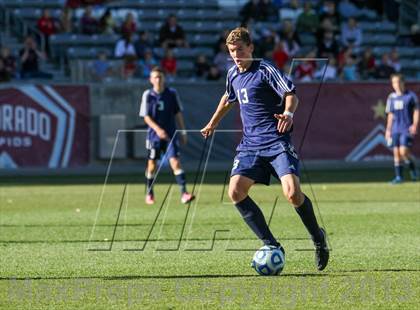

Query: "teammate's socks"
left=294, top=195, right=323, bottom=244
left=235, top=196, right=280, bottom=247
left=394, top=163, right=403, bottom=179
left=174, top=170, right=187, bottom=194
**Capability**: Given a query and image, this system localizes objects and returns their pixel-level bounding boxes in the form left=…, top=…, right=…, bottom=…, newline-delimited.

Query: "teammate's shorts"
left=146, top=138, right=180, bottom=160
left=230, top=144, right=300, bottom=185
left=391, top=132, right=413, bottom=148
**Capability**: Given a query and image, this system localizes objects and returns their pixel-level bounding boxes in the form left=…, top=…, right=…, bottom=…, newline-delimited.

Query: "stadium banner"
left=0, top=85, right=90, bottom=168
left=292, top=83, right=420, bottom=161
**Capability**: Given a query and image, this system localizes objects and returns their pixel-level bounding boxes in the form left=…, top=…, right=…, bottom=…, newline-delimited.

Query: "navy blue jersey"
left=386, top=90, right=419, bottom=134
left=225, top=59, right=296, bottom=152
left=139, top=87, right=183, bottom=142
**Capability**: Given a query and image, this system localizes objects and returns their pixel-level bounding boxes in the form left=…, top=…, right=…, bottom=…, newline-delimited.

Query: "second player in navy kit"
left=385, top=73, right=419, bottom=183
left=140, top=67, right=195, bottom=205
left=201, top=27, right=329, bottom=271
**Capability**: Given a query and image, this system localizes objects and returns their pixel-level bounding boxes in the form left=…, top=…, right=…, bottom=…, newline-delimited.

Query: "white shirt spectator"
left=114, top=39, right=136, bottom=58
left=341, top=18, right=363, bottom=47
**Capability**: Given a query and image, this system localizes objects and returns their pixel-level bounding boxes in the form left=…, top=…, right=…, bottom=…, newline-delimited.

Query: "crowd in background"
left=0, top=0, right=419, bottom=83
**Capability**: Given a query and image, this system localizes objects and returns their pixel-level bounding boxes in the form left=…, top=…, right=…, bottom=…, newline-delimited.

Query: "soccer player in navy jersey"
left=139, top=67, right=195, bottom=205
left=385, top=73, right=419, bottom=184
left=201, top=27, right=329, bottom=271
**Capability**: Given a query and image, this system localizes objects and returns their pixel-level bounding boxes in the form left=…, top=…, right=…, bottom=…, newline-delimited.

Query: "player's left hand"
left=409, top=125, right=417, bottom=135
left=274, top=114, right=293, bottom=133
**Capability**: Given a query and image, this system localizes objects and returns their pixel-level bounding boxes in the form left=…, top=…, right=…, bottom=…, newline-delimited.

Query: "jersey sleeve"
left=385, top=94, right=393, bottom=113
left=260, top=61, right=295, bottom=98
left=172, top=88, right=183, bottom=114
left=224, top=66, right=237, bottom=103
left=139, top=90, right=150, bottom=117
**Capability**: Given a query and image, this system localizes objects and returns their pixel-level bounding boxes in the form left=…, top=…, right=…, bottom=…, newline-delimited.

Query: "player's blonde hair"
left=226, top=27, right=252, bottom=46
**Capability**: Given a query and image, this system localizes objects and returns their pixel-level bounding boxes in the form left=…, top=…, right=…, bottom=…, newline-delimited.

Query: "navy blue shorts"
left=391, top=132, right=413, bottom=148
left=146, top=139, right=179, bottom=160
left=230, top=147, right=300, bottom=185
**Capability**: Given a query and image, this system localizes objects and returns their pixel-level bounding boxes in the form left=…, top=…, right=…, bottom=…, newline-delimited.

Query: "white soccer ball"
left=251, top=245, right=285, bottom=276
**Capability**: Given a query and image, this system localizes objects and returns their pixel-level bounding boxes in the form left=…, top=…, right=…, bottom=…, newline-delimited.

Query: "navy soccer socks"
left=294, top=195, right=323, bottom=244
left=394, top=163, right=403, bottom=180
left=174, top=170, right=187, bottom=194
left=235, top=196, right=280, bottom=247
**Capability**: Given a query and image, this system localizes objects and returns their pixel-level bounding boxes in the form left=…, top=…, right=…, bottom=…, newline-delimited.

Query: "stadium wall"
left=1, top=81, right=419, bottom=174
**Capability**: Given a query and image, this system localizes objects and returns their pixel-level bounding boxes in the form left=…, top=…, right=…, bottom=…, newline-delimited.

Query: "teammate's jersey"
left=139, top=87, right=183, bottom=143
left=386, top=90, right=419, bottom=133
left=225, top=59, right=296, bottom=152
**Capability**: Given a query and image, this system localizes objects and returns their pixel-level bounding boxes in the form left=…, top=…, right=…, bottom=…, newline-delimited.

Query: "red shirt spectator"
left=121, top=12, right=136, bottom=37
left=161, top=49, right=177, bottom=76
left=37, top=9, right=56, bottom=36
left=272, top=42, right=289, bottom=70
left=295, top=61, right=316, bottom=81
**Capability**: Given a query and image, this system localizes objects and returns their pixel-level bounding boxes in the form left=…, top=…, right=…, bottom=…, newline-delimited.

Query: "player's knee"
left=228, top=187, right=247, bottom=203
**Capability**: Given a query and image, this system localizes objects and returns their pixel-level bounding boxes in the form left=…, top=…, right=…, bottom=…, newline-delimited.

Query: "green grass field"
left=0, top=170, right=419, bottom=309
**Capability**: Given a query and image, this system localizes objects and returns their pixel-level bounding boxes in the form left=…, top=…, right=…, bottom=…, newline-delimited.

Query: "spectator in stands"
left=317, top=30, right=339, bottom=58
left=19, top=36, right=52, bottom=79
left=134, top=31, right=153, bottom=60
left=259, top=0, right=279, bottom=22
left=239, top=0, right=260, bottom=24
left=375, top=53, right=396, bottom=79
left=58, top=7, right=73, bottom=33
left=390, top=48, right=401, bottom=72
left=280, top=0, right=303, bottom=24
left=272, top=41, right=289, bottom=71
left=206, top=64, right=221, bottom=81
left=37, top=9, right=57, bottom=56
left=294, top=51, right=316, bottom=82
left=296, top=2, right=319, bottom=35
left=159, top=14, right=188, bottom=49
left=161, top=48, right=177, bottom=79
left=114, top=33, right=137, bottom=79
left=258, top=29, right=279, bottom=58
left=0, top=58, right=11, bottom=82
left=0, top=47, right=16, bottom=78
left=80, top=6, right=98, bottom=35
left=99, top=8, right=116, bottom=35
left=137, top=48, right=158, bottom=78
left=337, top=46, right=354, bottom=72
left=341, top=55, right=358, bottom=81
left=194, top=54, right=210, bottom=78
left=314, top=57, right=338, bottom=81
left=319, top=1, right=340, bottom=30
left=120, top=12, right=137, bottom=37
left=358, top=47, right=376, bottom=79
left=114, top=33, right=136, bottom=58
left=90, top=51, right=113, bottom=82
left=341, top=17, right=363, bottom=52
left=280, top=20, right=301, bottom=57
left=410, top=24, right=420, bottom=46
left=214, top=42, right=234, bottom=74
left=214, top=30, right=230, bottom=54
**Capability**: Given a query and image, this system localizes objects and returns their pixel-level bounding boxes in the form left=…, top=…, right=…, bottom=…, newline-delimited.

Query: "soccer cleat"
left=390, top=177, right=403, bottom=184
left=145, top=194, right=155, bottom=205
left=315, top=228, right=329, bottom=271
left=181, top=192, right=195, bottom=204
left=409, top=170, right=418, bottom=181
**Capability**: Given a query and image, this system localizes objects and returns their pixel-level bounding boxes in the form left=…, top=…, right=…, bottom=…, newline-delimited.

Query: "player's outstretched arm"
left=201, top=93, right=234, bottom=138
left=274, top=93, right=299, bottom=133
